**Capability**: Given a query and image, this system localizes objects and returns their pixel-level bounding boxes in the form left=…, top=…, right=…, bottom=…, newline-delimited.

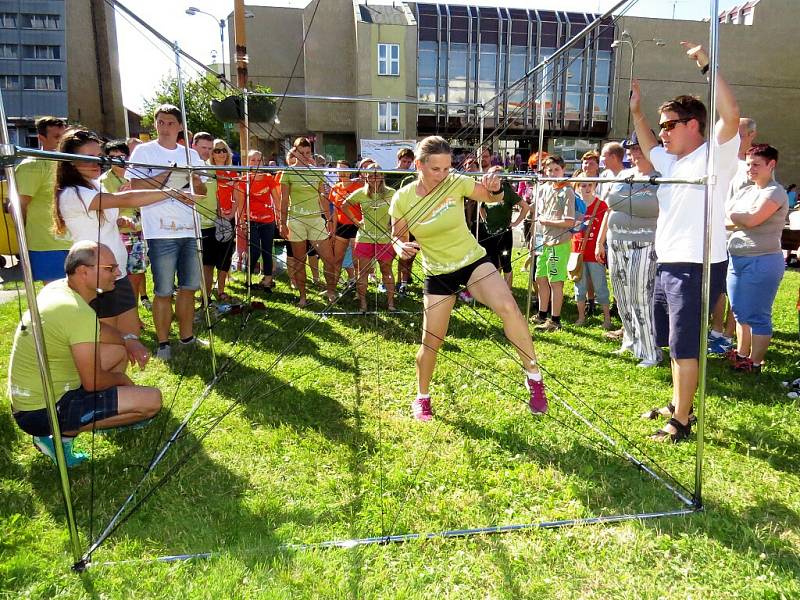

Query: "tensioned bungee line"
left=10, top=0, right=725, bottom=569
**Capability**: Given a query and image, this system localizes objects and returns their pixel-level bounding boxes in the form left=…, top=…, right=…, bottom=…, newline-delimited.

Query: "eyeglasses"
left=659, top=118, right=693, bottom=132
left=213, top=148, right=228, bottom=154
left=86, top=263, right=120, bottom=272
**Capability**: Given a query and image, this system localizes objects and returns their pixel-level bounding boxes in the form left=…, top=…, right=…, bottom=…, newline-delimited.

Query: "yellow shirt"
left=389, top=173, right=485, bottom=275
left=281, top=169, right=325, bottom=218
left=15, top=158, right=71, bottom=251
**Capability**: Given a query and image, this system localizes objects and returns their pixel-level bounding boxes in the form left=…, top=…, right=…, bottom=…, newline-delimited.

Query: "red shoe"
left=526, top=377, right=548, bottom=414
left=412, top=396, right=433, bottom=421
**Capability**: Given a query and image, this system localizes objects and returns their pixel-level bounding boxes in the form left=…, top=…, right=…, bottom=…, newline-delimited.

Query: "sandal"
left=641, top=402, right=697, bottom=425
left=216, top=291, right=232, bottom=303
left=650, top=417, right=692, bottom=443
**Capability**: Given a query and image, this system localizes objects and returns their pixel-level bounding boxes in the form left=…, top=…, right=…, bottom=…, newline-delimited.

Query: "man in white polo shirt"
left=629, top=41, right=740, bottom=443
left=126, top=104, right=207, bottom=361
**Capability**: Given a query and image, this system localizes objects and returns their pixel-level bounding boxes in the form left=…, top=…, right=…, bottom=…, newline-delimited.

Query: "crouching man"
left=8, top=241, right=161, bottom=466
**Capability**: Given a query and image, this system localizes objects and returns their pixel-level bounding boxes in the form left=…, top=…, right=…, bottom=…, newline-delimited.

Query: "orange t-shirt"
left=216, top=170, right=239, bottom=213
left=329, top=180, right=363, bottom=225
left=237, top=174, right=280, bottom=223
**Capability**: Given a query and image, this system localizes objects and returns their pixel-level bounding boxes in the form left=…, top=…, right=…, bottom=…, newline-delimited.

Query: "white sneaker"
left=179, top=336, right=209, bottom=349
left=155, top=345, right=172, bottom=361
left=638, top=359, right=660, bottom=368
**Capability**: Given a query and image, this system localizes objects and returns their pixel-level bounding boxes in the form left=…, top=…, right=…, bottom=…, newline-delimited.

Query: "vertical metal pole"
left=244, top=90, right=252, bottom=303
left=625, top=43, right=636, bottom=138
left=695, top=0, right=720, bottom=508
left=174, top=42, right=217, bottom=377
left=475, top=110, right=485, bottom=240
left=525, top=62, right=548, bottom=322
left=0, top=95, right=83, bottom=564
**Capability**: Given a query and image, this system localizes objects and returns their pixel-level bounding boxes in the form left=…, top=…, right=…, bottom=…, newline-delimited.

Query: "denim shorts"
left=13, top=386, right=119, bottom=436
left=727, top=252, right=785, bottom=336
left=147, top=237, right=201, bottom=297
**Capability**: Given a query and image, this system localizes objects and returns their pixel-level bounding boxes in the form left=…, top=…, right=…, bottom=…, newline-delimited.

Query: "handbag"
left=567, top=198, right=603, bottom=282
left=214, top=216, right=234, bottom=243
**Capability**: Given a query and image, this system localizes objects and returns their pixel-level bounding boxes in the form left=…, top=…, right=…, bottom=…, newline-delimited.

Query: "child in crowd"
left=571, top=178, right=612, bottom=328
left=532, top=156, right=575, bottom=332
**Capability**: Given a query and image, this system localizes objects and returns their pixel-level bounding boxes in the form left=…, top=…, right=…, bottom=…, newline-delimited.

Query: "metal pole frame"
left=174, top=42, right=218, bottom=377
left=694, top=0, right=721, bottom=510
left=243, top=89, right=253, bottom=303
left=0, top=97, right=83, bottom=564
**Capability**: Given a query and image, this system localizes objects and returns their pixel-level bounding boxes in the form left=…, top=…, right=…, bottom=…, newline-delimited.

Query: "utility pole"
left=234, top=0, right=249, bottom=160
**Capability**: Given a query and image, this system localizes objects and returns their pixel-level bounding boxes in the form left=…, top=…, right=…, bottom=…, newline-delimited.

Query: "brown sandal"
left=650, top=417, right=692, bottom=443
left=641, top=402, right=697, bottom=425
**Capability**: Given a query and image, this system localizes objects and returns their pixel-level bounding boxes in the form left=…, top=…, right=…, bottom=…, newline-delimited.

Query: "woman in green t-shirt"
left=388, top=136, right=547, bottom=422
left=340, top=163, right=396, bottom=313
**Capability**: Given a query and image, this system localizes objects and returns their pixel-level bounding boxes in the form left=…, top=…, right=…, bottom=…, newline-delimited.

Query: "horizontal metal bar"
left=243, top=91, right=483, bottom=108
left=84, top=507, right=697, bottom=570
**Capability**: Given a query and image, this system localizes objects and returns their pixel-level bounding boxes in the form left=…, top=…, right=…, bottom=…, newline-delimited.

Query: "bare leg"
left=311, top=238, right=338, bottom=302
left=175, top=288, right=195, bottom=340
left=536, top=277, right=551, bottom=313
left=736, top=322, right=752, bottom=356
left=749, top=333, right=771, bottom=364
left=710, top=293, right=727, bottom=333
left=290, top=241, right=308, bottom=305
left=203, top=265, right=214, bottom=302
left=417, top=293, right=457, bottom=395
left=332, top=236, right=350, bottom=285
left=379, top=258, right=395, bottom=310
left=575, top=301, right=586, bottom=323
left=661, top=357, right=697, bottom=435
left=355, top=256, right=369, bottom=311
left=550, top=281, right=564, bottom=317
left=217, top=270, right=229, bottom=297
left=152, top=294, right=173, bottom=344
left=129, top=272, right=146, bottom=301
left=309, top=254, right=320, bottom=284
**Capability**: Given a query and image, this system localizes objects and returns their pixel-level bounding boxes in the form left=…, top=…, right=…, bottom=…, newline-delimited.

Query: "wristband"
left=122, top=333, right=139, bottom=341
left=700, top=64, right=709, bottom=75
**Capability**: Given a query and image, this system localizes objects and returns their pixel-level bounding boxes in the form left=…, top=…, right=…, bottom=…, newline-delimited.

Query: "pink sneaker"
left=526, top=377, right=548, bottom=414
left=412, top=396, right=433, bottom=421
left=458, top=290, right=473, bottom=303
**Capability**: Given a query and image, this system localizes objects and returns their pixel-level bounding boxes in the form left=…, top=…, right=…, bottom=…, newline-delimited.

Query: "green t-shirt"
left=15, top=158, right=71, bottom=251
left=99, top=168, right=142, bottom=233
left=484, top=180, right=522, bottom=234
left=347, top=185, right=394, bottom=244
left=8, top=280, right=99, bottom=412
left=196, top=176, right=218, bottom=229
left=281, top=169, right=324, bottom=218
left=389, top=173, right=485, bottom=276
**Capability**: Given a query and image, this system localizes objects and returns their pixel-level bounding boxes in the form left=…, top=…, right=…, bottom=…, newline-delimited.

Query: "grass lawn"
left=1, top=259, right=799, bottom=599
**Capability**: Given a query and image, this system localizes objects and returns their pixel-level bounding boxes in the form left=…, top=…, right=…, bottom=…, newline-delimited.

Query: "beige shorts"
left=287, top=214, right=329, bottom=243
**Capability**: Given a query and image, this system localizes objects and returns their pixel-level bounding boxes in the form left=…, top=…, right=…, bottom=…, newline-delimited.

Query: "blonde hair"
left=415, top=136, right=451, bottom=163
left=211, top=139, right=233, bottom=166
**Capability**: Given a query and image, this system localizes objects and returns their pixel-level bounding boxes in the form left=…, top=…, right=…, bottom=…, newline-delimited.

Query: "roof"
left=357, top=2, right=415, bottom=25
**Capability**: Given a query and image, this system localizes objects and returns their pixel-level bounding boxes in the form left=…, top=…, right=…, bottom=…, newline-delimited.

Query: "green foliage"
left=140, top=72, right=240, bottom=148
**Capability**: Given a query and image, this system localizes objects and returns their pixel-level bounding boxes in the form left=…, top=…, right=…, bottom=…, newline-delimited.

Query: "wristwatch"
left=122, top=333, right=139, bottom=341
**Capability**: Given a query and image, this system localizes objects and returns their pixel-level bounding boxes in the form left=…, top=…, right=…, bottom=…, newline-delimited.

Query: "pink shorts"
left=353, top=242, right=395, bottom=262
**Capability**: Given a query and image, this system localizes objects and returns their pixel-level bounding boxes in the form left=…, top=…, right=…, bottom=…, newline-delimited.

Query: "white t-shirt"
left=597, top=168, right=619, bottom=203
left=648, top=133, right=740, bottom=264
left=58, top=183, right=127, bottom=279
left=126, top=140, right=204, bottom=239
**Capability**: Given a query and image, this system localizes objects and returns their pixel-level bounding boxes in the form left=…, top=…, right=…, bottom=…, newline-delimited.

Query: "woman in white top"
left=54, top=128, right=197, bottom=343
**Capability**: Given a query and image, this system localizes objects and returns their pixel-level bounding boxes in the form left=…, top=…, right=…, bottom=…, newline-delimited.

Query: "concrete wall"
left=611, top=0, right=800, bottom=183
left=235, top=5, right=306, bottom=144
left=66, top=0, right=126, bottom=137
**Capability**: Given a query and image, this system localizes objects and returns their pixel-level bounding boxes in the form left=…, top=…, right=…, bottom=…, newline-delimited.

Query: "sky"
left=115, top=0, right=744, bottom=113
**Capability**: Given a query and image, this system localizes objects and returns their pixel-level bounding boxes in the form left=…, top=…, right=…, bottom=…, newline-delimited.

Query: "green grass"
left=1, top=260, right=799, bottom=599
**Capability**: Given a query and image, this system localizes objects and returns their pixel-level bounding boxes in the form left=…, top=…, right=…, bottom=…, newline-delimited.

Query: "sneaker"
left=33, top=436, right=89, bottom=467
left=638, top=359, right=661, bottom=368
left=611, top=347, right=630, bottom=356
left=534, top=318, right=560, bottom=332
left=526, top=377, right=548, bottom=414
left=732, top=355, right=761, bottom=373
left=586, top=299, right=596, bottom=317
left=140, top=297, right=152, bottom=310
left=529, top=313, right=547, bottom=325
left=378, top=283, right=387, bottom=293
left=398, top=282, right=408, bottom=296
left=412, top=396, right=433, bottom=421
left=458, top=290, right=474, bottom=303
left=708, top=334, right=733, bottom=355
left=155, top=344, right=172, bottom=361
left=179, top=336, right=209, bottom=349
left=725, top=348, right=742, bottom=363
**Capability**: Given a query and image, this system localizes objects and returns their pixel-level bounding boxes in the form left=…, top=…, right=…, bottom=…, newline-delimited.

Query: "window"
left=0, top=14, right=16, bottom=28
left=378, top=102, right=400, bottom=132
left=23, top=45, right=61, bottom=60
left=23, top=75, right=62, bottom=90
left=0, top=75, right=18, bottom=89
left=378, top=43, right=400, bottom=76
left=21, top=14, right=61, bottom=30
left=0, top=44, right=17, bottom=58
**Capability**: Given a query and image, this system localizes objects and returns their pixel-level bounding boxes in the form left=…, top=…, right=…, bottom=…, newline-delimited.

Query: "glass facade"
left=413, top=4, right=615, bottom=138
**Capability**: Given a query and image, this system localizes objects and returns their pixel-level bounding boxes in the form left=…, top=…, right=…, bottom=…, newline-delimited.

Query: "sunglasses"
left=213, top=148, right=228, bottom=154
left=659, top=118, right=693, bottom=132
left=86, top=263, right=119, bottom=272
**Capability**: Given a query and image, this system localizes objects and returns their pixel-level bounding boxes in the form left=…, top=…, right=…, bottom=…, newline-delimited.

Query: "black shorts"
left=423, top=255, right=492, bottom=296
left=90, top=275, right=137, bottom=318
left=479, top=228, right=513, bottom=274
left=13, top=386, right=120, bottom=436
left=335, top=223, right=358, bottom=239
left=653, top=261, right=728, bottom=359
left=201, top=224, right=236, bottom=271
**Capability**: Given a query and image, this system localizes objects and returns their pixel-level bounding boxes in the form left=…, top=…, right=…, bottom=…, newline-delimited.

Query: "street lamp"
left=185, top=7, right=255, bottom=80
left=611, top=31, right=665, bottom=136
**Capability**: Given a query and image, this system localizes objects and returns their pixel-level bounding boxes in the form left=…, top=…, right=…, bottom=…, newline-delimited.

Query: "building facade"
left=0, top=0, right=125, bottom=147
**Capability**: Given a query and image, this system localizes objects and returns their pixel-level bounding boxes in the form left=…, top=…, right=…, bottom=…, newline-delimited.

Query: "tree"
left=141, top=72, right=239, bottom=148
